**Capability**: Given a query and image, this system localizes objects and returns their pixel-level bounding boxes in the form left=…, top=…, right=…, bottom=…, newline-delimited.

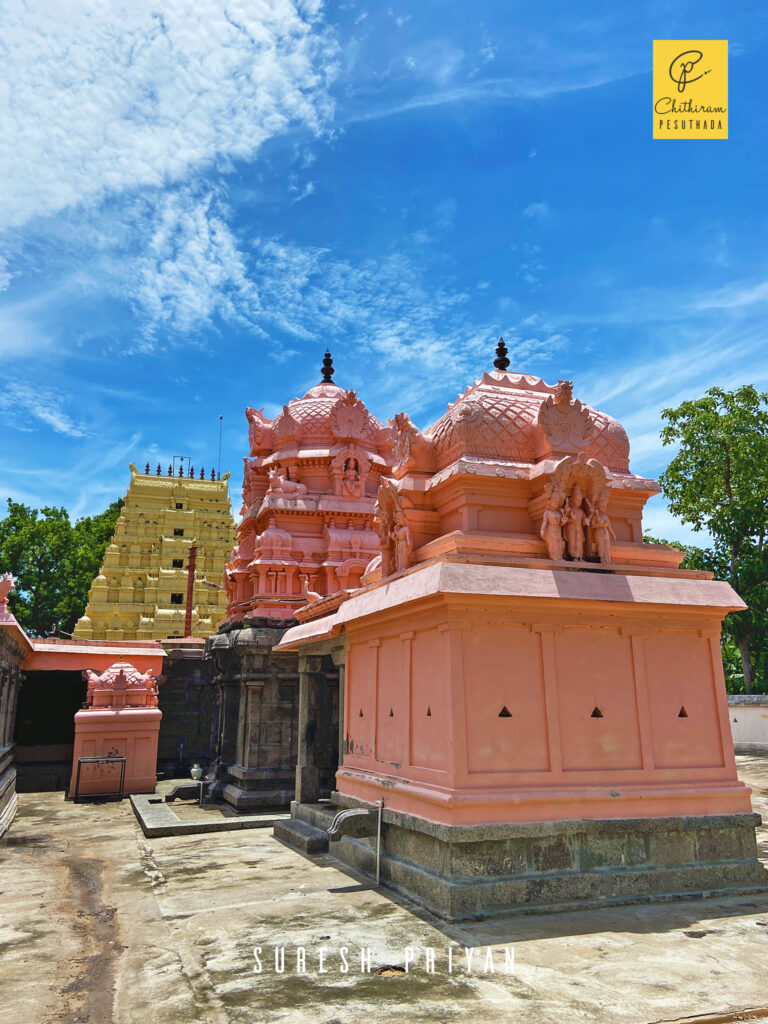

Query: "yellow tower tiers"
left=74, top=463, right=237, bottom=641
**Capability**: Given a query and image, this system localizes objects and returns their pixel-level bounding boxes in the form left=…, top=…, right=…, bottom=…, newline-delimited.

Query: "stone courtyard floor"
left=2, top=757, right=768, bottom=1024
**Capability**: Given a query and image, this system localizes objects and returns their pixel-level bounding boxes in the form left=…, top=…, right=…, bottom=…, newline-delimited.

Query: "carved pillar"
left=295, top=655, right=324, bottom=804
left=295, top=652, right=341, bottom=804
left=216, top=677, right=241, bottom=765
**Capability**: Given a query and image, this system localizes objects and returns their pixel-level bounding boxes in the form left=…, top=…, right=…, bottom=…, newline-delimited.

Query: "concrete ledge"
left=130, top=794, right=287, bottom=838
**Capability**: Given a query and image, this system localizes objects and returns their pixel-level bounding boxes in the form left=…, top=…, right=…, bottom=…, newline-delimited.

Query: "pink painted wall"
left=337, top=591, right=750, bottom=825
left=69, top=707, right=161, bottom=797
left=24, top=638, right=164, bottom=675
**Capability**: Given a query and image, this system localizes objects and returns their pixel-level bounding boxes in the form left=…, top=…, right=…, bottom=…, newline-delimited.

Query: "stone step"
left=291, top=801, right=337, bottom=831
left=273, top=818, right=329, bottom=854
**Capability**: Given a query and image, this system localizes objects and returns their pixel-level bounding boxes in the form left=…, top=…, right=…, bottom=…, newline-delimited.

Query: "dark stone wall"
left=0, top=624, right=25, bottom=835
left=156, top=644, right=217, bottom=775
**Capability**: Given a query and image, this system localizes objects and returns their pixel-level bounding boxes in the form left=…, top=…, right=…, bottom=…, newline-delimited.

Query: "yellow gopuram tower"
left=74, top=462, right=237, bottom=641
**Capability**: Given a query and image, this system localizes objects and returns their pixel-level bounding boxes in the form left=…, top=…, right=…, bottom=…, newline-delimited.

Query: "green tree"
left=0, top=498, right=123, bottom=636
left=658, top=385, right=768, bottom=693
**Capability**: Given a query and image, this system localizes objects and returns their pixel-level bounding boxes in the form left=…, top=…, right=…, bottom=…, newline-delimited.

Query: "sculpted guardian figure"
left=393, top=509, right=414, bottom=573
left=539, top=485, right=567, bottom=560
left=563, top=485, right=590, bottom=561
left=589, top=487, right=616, bottom=564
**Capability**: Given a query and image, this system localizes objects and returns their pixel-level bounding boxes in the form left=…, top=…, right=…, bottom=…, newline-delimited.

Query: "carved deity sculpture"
left=589, top=487, right=616, bottom=564
left=539, top=485, right=567, bottom=560
left=341, top=458, right=364, bottom=499
left=393, top=509, right=414, bottom=573
left=373, top=479, right=413, bottom=577
left=267, top=466, right=308, bottom=498
left=0, top=571, right=15, bottom=608
left=563, top=485, right=590, bottom=561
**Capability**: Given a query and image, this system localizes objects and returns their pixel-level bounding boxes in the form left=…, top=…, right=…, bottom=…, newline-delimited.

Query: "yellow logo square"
left=653, top=40, right=728, bottom=139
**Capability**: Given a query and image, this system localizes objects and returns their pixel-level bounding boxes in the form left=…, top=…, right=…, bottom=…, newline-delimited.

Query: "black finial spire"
left=321, top=349, right=335, bottom=384
left=493, top=336, right=510, bottom=371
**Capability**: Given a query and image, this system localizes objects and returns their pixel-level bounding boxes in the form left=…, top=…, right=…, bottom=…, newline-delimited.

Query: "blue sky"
left=1, top=1, right=766, bottom=543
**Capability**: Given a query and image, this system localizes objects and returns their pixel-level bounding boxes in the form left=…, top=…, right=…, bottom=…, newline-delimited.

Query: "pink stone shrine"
left=276, top=342, right=767, bottom=918
left=69, top=662, right=161, bottom=798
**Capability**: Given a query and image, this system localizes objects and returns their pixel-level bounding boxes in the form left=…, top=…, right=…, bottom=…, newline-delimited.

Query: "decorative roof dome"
left=271, top=382, right=383, bottom=446
left=89, top=662, right=153, bottom=689
left=426, top=370, right=630, bottom=472
left=246, top=351, right=386, bottom=456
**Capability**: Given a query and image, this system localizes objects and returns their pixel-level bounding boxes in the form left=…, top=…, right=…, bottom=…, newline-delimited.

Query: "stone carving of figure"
left=223, top=566, right=237, bottom=603
left=538, top=380, right=594, bottom=451
left=0, top=571, right=15, bottom=609
left=341, top=457, right=363, bottom=499
left=563, top=485, right=590, bottom=561
left=331, top=390, right=369, bottom=439
left=267, top=466, right=308, bottom=498
left=144, top=671, right=159, bottom=705
left=373, top=480, right=415, bottom=577
left=373, top=497, right=395, bottom=577
left=539, top=485, right=567, bottom=560
left=589, top=487, right=616, bottom=564
left=393, top=509, right=414, bottom=573
left=302, top=577, right=322, bottom=603
left=245, top=407, right=267, bottom=453
left=389, top=412, right=429, bottom=471
left=83, top=668, right=100, bottom=707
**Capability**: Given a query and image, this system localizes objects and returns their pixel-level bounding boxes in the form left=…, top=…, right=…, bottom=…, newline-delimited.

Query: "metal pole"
left=185, top=545, right=197, bottom=637
left=217, top=415, right=223, bottom=480
left=376, top=798, right=383, bottom=885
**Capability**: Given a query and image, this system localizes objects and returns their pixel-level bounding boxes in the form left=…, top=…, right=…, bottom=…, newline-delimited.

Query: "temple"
left=223, top=349, right=390, bottom=618
left=275, top=341, right=766, bottom=919
left=205, top=353, right=392, bottom=810
left=74, top=463, right=236, bottom=641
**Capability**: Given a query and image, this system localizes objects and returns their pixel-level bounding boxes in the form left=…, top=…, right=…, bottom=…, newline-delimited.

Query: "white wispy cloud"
left=127, top=186, right=260, bottom=342
left=0, top=378, right=88, bottom=437
left=239, top=238, right=567, bottom=413
left=691, top=278, right=768, bottom=311
left=523, top=201, right=550, bottom=220
left=0, top=0, right=337, bottom=233
left=344, top=66, right=641, bottom=123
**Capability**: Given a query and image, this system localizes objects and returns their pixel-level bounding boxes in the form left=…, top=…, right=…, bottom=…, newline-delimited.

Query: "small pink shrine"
left=69, top=662, right=161, bottom=798
left=277, top=342, right=767, bottom=918
left=223, top=351, right=392, bottom=620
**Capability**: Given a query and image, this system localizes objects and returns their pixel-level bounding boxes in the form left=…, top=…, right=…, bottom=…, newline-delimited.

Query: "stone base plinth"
left=218, top=764, right=297, bottom=811
left=291, top=795, right=768, bottom=921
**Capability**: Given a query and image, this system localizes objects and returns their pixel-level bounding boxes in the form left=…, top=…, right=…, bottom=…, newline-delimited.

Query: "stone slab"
left=130, top=793, right=287, bottom=838
left=273, top=817, right=329, bottom=854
